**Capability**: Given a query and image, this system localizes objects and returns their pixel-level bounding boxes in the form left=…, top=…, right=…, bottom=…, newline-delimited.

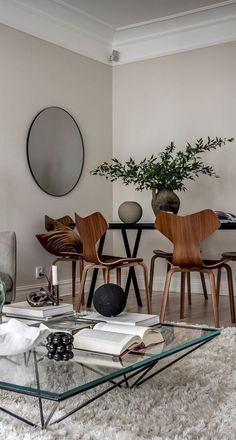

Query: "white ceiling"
left=0, top=0, right=236, bottom=64
left=59, top=0, right=225, bottom=28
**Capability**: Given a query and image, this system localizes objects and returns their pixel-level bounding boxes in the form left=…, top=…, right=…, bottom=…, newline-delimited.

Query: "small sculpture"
left=26, top=288, right=57, bottom=307
left=93, top=283, right=127, bottom=317
left=46, top=332, right=74, bottom=361
left=26, top=265, right=59, bottom=306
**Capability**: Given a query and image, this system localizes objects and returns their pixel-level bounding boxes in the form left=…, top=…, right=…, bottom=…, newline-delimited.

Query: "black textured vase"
left=93, top=283, right=127, bottom=317
left=151, top=189, right=180, bottom=216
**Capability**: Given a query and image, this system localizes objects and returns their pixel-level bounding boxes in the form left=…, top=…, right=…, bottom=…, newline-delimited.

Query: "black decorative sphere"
left=93, top=283, right=127, bottom=317
left=54, top=352, right=62, bottom=361
left=56, top=344, right=66, bottom=354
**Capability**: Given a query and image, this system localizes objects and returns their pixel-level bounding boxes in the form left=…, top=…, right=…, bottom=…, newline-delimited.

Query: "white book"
left=78, top=312, right=159, bottom=327
left=73, top=322, right=164, bottom=356
left=74, top=341, right=165, bottom=369
left=74, top=351, right=124, bottom=369
left=2, top=301, right=73, bottom=319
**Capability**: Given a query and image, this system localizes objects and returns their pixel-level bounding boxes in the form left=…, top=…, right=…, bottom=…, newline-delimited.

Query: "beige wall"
left=1, top=22, right=236, bottom=296
left=0, top=24, right=112, bottom=295
left=113, top=42, right=236, bottom=292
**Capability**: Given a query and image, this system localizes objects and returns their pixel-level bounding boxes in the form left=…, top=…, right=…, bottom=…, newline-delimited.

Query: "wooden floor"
left=67, top=289, right=235, bottom=328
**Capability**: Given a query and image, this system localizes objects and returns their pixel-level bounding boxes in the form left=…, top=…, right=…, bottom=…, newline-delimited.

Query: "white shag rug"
left=0, top=327, right=235, bottom=440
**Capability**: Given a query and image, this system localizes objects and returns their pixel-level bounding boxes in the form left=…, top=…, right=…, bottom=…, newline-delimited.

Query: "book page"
left=73, top=351, right=123, bottom=369
left=93, top=323, right=164, bottom=346
left=94, top=322, right=148, bottom=338
left=73, top=328, right=141, bottom=356
left=81, top=312, right=159, bottom=326
left=100, top=313, right=159, bottom=325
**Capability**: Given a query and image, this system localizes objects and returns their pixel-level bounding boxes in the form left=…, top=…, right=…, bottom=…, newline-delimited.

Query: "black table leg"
left=86, top=233, right=106, bottom=308
left=86, top=228, right=143, bottom=308
left=121, top=228, right=143, bottom=306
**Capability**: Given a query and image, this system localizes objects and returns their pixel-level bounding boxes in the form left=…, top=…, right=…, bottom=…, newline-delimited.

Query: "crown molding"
left=0, top=0, right=114, bottom=64
left=0, top=0, right=236, bottom=65
left=113, top=2, right=236, bottom=64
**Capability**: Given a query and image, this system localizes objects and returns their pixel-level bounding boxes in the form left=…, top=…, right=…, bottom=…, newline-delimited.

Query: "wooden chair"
left=74, top=211, right=151, bottom=313
left=149, top=250, right=208, bottom=307
left=155, top=209, right=235, bottom=327
left=216, top=251, right=236, bottom=323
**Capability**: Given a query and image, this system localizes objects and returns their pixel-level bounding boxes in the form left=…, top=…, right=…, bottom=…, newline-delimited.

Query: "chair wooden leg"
left=75, top=265, right=91, bottom=311
left=79, top=258, right=84, bottom=280
left=139, top=262, right=151, bottom=314
left=224, top=264, right=236, bottom=323
left=200, top=272, right=208, bottom=300
left=160, top=269, right=175, bottom=323
left=149, top=255, right=157, bottom=302
left=103, top=268, right=110, bottom=284
left=216, top=268, right=222, bottom=297
left=72, top=260, right=76, bottom=298
left=180, top=272, right=186, bottom=319
left=102, top=269, right=106, bottom=283
left=166, top=262, right=171, bottom=304
left=207, top=270, right=220, bottom=328
left=116, top=267, right=121, bottom=286
left=79, top=258, right=85, bottom=305
left=187, top=272, right=191, bottom=306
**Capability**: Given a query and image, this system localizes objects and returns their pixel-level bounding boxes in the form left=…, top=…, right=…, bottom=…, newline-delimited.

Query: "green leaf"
left=90, top=136, right=234, bottom=192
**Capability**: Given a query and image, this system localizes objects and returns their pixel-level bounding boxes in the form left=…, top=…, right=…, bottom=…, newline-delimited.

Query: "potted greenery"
left=91, top=136, right=234, bottom=215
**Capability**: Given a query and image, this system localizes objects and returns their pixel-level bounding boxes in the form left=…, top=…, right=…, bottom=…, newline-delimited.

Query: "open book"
left=73, top=322, right=164, bottom=356
left=74, top=340, right=165, bottom=369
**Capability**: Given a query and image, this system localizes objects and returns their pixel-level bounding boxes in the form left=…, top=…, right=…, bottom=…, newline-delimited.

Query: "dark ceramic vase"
left=151, top=189, right=180, bottom=216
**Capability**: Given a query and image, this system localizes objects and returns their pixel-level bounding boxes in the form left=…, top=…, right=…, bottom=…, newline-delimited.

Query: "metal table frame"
left=0, top=326, right=220, bottom=429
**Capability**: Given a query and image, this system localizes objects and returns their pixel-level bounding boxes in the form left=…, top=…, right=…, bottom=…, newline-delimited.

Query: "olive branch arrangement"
left=91, top=137, right=234, bottom=191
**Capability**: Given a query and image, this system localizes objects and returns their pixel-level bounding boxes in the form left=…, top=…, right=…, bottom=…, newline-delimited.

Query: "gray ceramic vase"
left=118, top=201, right=143, bottom=223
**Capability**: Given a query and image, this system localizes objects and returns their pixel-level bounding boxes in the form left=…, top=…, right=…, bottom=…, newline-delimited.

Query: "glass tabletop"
left=0, top=321, right=220, bottom=401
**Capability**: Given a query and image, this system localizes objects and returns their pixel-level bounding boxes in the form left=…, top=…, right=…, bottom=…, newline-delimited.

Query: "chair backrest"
left=155, top=209, right=220, bottom=267
left=75, top=212, right=108, bottom=264
left=0, top=231, right=16, bottom=302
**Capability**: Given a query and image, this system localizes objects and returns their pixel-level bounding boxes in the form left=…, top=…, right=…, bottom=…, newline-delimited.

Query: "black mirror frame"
left=26, top=106, right=84, bottom=197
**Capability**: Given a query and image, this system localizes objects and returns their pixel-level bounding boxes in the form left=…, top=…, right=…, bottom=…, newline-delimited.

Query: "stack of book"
left=2, top=301, right=74, bottom=320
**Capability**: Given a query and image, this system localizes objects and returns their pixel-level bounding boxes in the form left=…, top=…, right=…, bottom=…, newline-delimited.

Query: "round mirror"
left=27, top=107, right=84, bottom=196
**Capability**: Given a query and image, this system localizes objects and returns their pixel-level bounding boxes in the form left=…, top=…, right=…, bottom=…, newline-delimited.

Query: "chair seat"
left=59, top=251, right=83, bottom=259
left=99, top=255, right=143, bottom=266
left=221, top=251, right=236, bottom=259
left=153, top=249, right=173, bottom=258
left=202, top=258, right=228, bottom=269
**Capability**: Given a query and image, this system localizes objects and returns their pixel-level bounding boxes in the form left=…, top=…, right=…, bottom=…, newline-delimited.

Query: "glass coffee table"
left=0, top=319, right=220, bottom=429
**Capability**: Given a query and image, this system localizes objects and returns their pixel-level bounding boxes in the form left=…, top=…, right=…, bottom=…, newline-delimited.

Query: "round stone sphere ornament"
left=93, top=283, right=127, bottom=317
left=118, top=201, right=142, bottom=223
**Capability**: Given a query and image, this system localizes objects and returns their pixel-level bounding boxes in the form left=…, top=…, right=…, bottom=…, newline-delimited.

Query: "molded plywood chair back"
left=155, top=209, right=220, bottom=267
left=75, top=212, right=108, bottom=264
